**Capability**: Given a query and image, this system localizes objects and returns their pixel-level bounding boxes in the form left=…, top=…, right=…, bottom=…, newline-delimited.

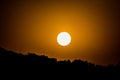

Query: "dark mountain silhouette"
left=0, top=47, right=120, bottom=79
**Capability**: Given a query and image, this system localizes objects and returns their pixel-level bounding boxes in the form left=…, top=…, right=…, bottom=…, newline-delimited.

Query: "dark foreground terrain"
left=0, top=47, right=120, bottom=79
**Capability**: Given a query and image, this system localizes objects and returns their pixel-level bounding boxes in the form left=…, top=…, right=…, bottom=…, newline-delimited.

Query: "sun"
left=57, top=32, right=71, bottom=46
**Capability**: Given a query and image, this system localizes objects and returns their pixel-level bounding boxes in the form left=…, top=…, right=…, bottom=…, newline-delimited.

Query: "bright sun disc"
left=57, top=32, right=71, bottom=46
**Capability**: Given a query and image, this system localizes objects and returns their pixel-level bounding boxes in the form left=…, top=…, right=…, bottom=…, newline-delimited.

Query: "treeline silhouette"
left=0, top=47, right=120, bottom=79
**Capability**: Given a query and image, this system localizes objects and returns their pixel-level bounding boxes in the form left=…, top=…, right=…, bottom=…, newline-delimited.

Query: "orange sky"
left=0, top=0, right=120, bottom=65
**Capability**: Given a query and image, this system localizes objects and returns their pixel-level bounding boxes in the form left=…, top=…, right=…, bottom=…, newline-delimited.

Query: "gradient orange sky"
left=0, top=0, right=120, bottom=65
